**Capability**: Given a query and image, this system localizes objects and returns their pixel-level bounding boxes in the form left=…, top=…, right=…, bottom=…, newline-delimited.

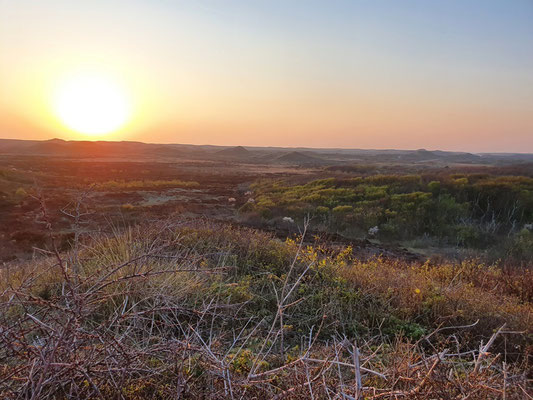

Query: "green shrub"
left=15, top=187, right=27, bottom=198
left=332, top=205, right=353, bottom=214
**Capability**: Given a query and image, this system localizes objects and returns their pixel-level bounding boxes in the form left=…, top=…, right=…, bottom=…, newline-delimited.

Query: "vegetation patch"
left=244, top=173, right=533, bottom=261
left=1, top=221, right=530, bottom=398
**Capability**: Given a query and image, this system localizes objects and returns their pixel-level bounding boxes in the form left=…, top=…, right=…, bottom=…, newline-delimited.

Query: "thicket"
left=244, top=174, right=533, bottom=255
left=1, top=217, right=531, bottom=398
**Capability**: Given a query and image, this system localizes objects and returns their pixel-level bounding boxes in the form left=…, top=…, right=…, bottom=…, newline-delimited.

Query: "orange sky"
left=1, top=1, right=532, bottom=152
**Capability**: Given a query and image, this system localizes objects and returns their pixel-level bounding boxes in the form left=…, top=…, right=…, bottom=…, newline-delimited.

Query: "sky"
left=1, top=0, right=532, bottom=152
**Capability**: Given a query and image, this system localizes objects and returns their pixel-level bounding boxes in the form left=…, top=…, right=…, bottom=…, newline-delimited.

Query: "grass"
left=95, top=179, right=200, bottom=190
left=0, top=220, right=531, bottom=398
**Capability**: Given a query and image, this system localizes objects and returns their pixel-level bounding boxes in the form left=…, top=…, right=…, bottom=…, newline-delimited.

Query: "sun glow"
left=53, top=72, right=131, bottom=136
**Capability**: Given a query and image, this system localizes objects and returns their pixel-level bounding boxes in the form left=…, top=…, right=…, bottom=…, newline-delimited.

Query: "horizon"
left=1, top=1, right=533, bottom=152
left=3, top=136, right=533, bottom=156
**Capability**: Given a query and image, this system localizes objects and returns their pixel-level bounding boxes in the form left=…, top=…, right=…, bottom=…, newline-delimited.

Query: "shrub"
left=15, top=187, right=27, bottom=198
left=505, top=228, right=533, bottom=260
left=332, top=205, right=353, bottom=214
left=1, top=221, right=530, bottom=398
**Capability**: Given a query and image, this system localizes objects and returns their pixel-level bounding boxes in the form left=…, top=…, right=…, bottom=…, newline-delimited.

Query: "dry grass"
left=96, top=179, right=200, bottom=190
left=0, top=215, right=531, bottom=398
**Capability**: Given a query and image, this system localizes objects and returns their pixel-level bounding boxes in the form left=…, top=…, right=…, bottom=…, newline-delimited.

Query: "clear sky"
left=1, top=0, right=532, bottom=152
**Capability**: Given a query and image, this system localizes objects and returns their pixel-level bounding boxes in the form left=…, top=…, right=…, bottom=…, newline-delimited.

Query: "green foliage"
left=332, top=205, right=353, bottom=214
left=505, top=229, right=533, bottom=260
left=427, top=180, right=441, bottom=194
left=383, top=316, right=426, bottom=340
left=245, top=173, right=533, bottom=253
left=315, top=206, right=329, bottom=215
left=455, top=224, right=484, bottom=247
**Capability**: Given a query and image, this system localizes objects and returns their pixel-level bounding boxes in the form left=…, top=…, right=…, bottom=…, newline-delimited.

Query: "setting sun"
left=52, top=72, right=131, bottom=136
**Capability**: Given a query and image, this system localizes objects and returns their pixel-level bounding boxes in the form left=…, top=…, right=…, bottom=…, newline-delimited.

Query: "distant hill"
left=0, top=138, right=191, bottom=159
left=274, top=151, right=324, bottom=165
left=1, top=138, right=532, bottom=165
left=216, top=146, right=251, bottom=159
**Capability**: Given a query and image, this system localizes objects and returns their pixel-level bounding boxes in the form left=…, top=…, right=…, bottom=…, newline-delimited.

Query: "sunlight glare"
left=53, top=72, right=131, bottom=136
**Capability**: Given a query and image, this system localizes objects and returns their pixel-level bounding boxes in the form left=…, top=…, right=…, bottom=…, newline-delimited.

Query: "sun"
left=53, top=72, right=131, bottom=136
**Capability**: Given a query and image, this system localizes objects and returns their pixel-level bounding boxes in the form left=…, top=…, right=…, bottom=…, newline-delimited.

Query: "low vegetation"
left=96, top=179, right=200, bottom=190
left=244, top=173, right=533, bottom=261
left=1, top=153, right=533, bottom=398
left=1, top=219, right=531, bottom=398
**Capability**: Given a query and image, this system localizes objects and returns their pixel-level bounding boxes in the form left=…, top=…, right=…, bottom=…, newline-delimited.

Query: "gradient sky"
left=1, top=0, right=532, bottom=152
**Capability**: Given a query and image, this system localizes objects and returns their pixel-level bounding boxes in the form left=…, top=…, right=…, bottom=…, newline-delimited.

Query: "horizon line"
left=2, top=136, right=533, bottom=156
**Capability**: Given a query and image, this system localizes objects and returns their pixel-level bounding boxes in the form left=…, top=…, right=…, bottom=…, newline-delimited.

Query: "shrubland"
left=1, top=219, right=531, bottom=398
left=243, top=173, right=533, bottom=261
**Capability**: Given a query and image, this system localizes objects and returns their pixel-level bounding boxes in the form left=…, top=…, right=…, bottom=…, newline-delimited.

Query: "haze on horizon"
left=1, top=0, right=532, bottom=153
